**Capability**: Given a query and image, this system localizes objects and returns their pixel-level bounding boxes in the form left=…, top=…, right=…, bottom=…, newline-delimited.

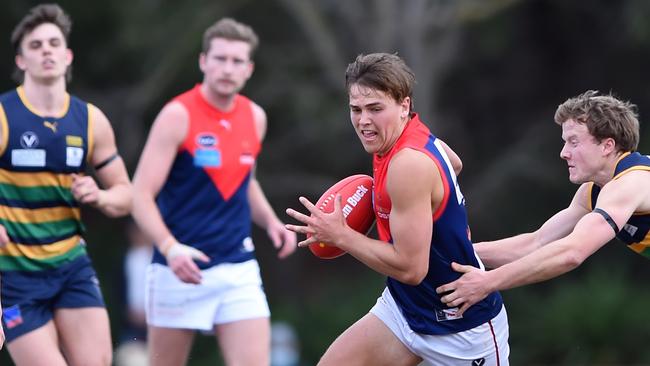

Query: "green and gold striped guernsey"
left=0, top=86, right=94, bottom=271
left=588, top=152, right=650, bottom=258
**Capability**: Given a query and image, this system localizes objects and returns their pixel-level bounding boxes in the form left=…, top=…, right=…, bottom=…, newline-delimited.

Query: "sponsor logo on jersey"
left=197, top=133, right=218, bottom=148
left=66, top=135, right=83, bottom=147
left=239, top=153, right=255, bottom=165
left=435, top=307, right=463, bottom=321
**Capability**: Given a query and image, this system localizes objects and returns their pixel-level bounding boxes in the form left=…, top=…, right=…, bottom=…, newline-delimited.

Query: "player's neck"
left=200, top=84, right=236, bottom=112
left=21, top=76, right=68, bottom=116
left=596, top=152, right=627, bottom=186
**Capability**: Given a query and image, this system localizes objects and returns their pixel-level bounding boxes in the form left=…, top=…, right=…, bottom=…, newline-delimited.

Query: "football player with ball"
left=286, top=53, right=510, bottom=365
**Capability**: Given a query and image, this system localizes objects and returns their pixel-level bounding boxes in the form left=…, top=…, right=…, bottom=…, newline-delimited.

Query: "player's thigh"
left=7, top=319, right=67, bottom=366
left=319, top=313, right=422, bottom=366
left=216, top=317, right=270, bottom=366
left=148, top=325, right=195, bottom=366
left=54, top=307, right=112, bottom=366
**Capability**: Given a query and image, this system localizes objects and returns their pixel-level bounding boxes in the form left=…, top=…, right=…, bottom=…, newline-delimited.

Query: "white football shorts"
left=370, top=287, right=510, bottom=366
left=146, top=259, right=270, bottom=331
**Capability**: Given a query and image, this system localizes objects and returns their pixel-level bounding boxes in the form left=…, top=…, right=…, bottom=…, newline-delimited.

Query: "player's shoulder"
left=157, top=100, right=190, bottom=122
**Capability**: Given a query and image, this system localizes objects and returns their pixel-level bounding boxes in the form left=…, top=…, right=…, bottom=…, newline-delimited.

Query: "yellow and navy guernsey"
left=588, top=152, right=650, bottom=258
left=0, top=86, right=92, bottom=272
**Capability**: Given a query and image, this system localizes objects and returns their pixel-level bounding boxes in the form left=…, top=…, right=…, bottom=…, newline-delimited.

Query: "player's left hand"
left=436, top=262, right=493, bottom=316
left=286, top=195, right=348, bottom=248
left=267, top=220, right=297, bottom=259
left=71, top=173, right=103, bottom=206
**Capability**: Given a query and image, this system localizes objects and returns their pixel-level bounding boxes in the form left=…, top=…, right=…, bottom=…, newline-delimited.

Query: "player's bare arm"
left=72, top=104, right=131, bottom=217
left=132, top=102, right=208, bottom=284
left=475, top=183, right=591, bottom=268
left=438, top=172, right=648, bottom=315
left=287, top=148, right=436, bottom=284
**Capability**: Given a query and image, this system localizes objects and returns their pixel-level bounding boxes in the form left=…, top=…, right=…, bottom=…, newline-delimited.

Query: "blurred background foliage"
left=2, top=0, right=650, bottom=364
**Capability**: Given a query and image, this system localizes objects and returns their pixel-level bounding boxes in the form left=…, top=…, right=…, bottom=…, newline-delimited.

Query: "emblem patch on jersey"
left=623, top=223, right=638, bottom=236
left=435, top=307, right=463, bottom=322
left=20, top=131, right=39, bottom=148
left=43, top=120, right=58, bottom=133
left=66, top=135, right=83, bottom=147
left=242, top=237, right=255, bottom=252
left=239, top=152, right=255, bottom=165
left=12, top=149, right=46, bottom=167
left=194, top=149, right=221, bottom=167
left=196, top=133, right=218, bottom=148
left=66, top=146, right=84, bottom=167
left=3, top=304, right=24, bottom=329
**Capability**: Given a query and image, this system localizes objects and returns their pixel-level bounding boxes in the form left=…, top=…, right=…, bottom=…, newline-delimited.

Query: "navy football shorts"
left=1, top=254, right=105, bottom=343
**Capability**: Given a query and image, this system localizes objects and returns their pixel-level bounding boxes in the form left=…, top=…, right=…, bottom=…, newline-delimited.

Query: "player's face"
left=349, top=84, right=410, bottom=156
left=560, top=119, right=608, bottom=184
left=15, top=23, right=72, bottom=84
left=200, top=38, right=253, bottom=98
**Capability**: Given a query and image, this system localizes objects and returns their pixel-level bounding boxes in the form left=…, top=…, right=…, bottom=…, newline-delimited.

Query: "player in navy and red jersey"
left=0, top=4, right=132, bottom=364
left=132, top=18, right=296, bottom=366
left=438, top=91, right=650, bottom=320
left=286, top=53, right=509, bottom=365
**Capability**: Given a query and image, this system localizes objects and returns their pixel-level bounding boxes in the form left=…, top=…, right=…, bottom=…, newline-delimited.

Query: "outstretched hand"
left=285, top=194, right=348, bottom=248
left=436, top=262, right=493, bottom=316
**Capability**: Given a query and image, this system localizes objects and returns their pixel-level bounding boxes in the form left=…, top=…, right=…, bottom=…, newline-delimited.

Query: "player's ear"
left=198, top=53, right=207, bottom=73
left=601, top=137, right=616, bottom=155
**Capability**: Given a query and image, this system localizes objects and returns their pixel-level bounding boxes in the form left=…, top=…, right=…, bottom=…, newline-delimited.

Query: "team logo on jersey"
left=197, top=133, right=218, bottom=147
left=20, top=131, right=39, bottom=148
left=43, top=120, right=58, bottom=133
left=3, top=304, right=24, bottom=329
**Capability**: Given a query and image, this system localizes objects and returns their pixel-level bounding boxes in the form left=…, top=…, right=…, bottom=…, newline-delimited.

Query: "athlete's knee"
left=68, top=346, right=112, bottom=366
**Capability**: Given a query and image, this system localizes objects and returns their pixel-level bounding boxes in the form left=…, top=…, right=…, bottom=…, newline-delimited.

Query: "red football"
left=309, top=174, right=375, bottom=259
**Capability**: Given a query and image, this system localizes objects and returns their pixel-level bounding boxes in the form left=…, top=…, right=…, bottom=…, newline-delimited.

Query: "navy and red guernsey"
left=372, top=114, right=503, bottom=335
left=152, top=84, right=261, bottom=268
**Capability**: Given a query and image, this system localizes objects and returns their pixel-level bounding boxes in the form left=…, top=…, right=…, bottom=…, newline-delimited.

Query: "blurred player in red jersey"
left=132, top=17, right=296, bottom=366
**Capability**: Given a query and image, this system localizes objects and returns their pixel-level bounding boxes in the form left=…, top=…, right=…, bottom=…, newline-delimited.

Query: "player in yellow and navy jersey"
left=0, top=4, right=131, bottom=364
left=438, top=91, right=650, bottom=328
